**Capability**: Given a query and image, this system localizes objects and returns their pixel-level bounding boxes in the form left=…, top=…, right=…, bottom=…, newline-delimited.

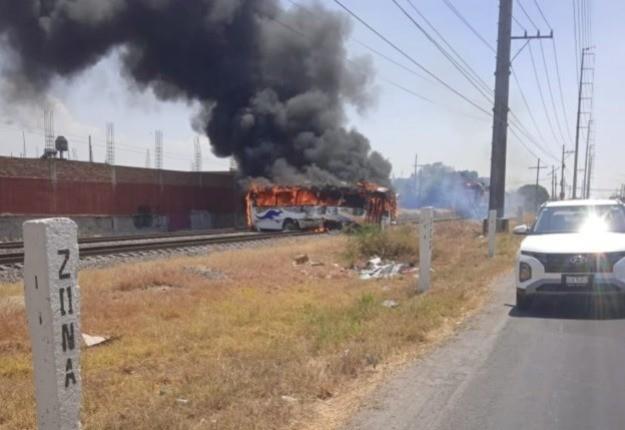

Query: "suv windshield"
left=533, top=205, right=625, bottom=234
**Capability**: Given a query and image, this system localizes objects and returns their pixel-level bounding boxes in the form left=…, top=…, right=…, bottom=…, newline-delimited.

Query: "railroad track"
left=0, top=230, right=318, bottom=266
left=0, top=227, right=239, bottom=251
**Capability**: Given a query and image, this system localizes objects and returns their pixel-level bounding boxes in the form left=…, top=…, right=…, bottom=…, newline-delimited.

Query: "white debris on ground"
left=382, top=299, right=399, bottom=308
left=281, top=395, right=298, bottom=403
left=359, top=256, right=417, bottom=280
left=82, top=333, right=112, bottom=348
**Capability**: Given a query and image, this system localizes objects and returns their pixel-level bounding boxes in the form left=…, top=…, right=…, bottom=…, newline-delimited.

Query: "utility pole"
left=22, top=131, right=27, bottom=158
left=573, top=48, right=591, bottom=199
left=488, top=0, right=553, bottom=217
left=155, top=130, right=163, bottom=170
left=551, top=166, right=556, bottom=200
left=560, top=145, right=575, bottom=200
left=105, top=123, right=115, bottom=165
left=529, top=159, right=548, bottom=211
left=582, top=119, right=592, bottom=199
left=413, top=154, right=418, bottom=192
left=488, top=0, right=513, bottom=218
left=88, top=136, right=93, bottom=163
left=585, top=147, right=594, bottom=198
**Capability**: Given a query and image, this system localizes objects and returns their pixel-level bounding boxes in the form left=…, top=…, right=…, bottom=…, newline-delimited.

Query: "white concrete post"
left=516, top=206, right=524, bottom=226
left=488, top=210, right=497, bottom=258
left=23, top=218, right=81, bottom=430
left=419, top=207, right=433, bottom=293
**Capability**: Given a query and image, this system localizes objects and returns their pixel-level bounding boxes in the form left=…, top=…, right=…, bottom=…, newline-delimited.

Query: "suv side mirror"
left=513, top=224, right=531, bottom=235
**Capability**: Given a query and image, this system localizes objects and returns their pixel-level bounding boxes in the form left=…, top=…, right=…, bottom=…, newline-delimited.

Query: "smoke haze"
left=0, top=0, right=391, bottom=185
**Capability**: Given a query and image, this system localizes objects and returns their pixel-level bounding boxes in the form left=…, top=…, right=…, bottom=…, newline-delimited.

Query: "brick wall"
left=0, top=157, right=241, bottom=229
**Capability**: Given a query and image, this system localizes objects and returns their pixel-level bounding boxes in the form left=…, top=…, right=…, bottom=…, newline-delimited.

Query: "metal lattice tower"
left=43, top=106, right=55, bottom=152
left=105, top=123, right=115, bottom=165
left=155, top=130, right=163, bottom=170
left=193, top=136, right=202, bottom=172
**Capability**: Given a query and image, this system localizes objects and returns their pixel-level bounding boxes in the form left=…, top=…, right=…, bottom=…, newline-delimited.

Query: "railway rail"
left=0, top=216, right=465, bottom=267
left=0, top=227, right=240, bottom=251
left=0, top=230, right=317, bottom=266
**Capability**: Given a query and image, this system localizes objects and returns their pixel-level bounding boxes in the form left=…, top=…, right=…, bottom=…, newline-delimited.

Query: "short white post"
left=419, top=207, right=433, bottom=293
left=23, top=218, right=81, bottom=430
left=488, top=210, right=497, bottom=258
left=516, top=206, right=524, bottom=226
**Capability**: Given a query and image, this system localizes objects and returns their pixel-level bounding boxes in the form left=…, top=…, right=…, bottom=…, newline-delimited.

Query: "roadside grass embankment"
left=0, top=221, right=519, bottom=429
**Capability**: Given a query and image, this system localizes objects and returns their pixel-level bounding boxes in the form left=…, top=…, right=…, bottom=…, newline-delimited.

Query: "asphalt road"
left=346, top=273, right=625, bottom=430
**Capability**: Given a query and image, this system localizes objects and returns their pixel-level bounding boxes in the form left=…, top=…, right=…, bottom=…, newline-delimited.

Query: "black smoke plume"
left=0, top=0, right=391, bottom=185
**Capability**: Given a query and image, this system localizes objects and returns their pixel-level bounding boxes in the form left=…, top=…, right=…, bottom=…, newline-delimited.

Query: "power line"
left=441, top=0, right=495, bottom=53
left=527, top=42, right=563, bottom=150
left=332, top=0, right=491, bottom=116
left=392, top=0, right=493, bottom=102
left=512, top=15, right=528, bottom=33
left=531, top=1, right=575, bottom=145
left=510, top=68, right=547, bottom=144
left=538, top=40, right=569, bottom=146
left=396, top=0, right=557, bottom=162
left=517, top=0, right=540, bottom=32
left=405, top=0, right=493, bottom=96
left=284, top=0, right=436, bottom=85
left=533, top=0, right=551, bottom=28
left=573, top=0, right=580, bottom=83
left=551, top=38, right=574, bottom=144
left=436, top=0, right=557, bottom=161
left=269, top=9, right=489, bottom=121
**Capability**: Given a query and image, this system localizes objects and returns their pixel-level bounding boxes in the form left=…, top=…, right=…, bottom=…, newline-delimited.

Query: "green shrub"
left=344, top=225, right=419, bottom=265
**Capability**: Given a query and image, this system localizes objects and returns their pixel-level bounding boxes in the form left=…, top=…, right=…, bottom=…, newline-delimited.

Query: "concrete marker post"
left=488, top=210, right=497, bottom=258
left=419, top=207, right=433, bottom=293
left=516, top=206, right=524, bottom=226
left=23, top=218, right=81, bottom=430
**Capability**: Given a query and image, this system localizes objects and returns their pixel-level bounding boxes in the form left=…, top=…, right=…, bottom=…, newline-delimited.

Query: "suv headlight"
left=519, top=262, right=532, bottom=282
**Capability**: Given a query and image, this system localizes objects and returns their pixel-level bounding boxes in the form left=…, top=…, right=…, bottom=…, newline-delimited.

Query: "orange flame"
left=245, top=182, right=397, bottom=229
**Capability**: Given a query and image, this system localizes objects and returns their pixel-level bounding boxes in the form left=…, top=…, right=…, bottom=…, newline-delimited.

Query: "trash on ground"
left=184, top=266, right=225, bottom=280
left=382, top=299, right=399, bottom=309
left=359, top=256, right=411, bottom=280
left=281, top=395, right=298, bottom=403
left=82, top=333, right=112, bottom=348
left=293, top=254, right=310, bottom=265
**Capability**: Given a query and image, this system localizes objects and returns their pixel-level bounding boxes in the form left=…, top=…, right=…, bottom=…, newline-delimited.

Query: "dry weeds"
left=0, top=222, right=518, bottom=429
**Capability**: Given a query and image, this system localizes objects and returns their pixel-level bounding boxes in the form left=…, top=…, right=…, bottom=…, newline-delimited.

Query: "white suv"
left=514, top=200, right=625, bottom=310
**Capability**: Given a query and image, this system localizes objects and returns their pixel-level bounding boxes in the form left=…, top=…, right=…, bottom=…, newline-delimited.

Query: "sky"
left=0, top=0, right=619, bottom=197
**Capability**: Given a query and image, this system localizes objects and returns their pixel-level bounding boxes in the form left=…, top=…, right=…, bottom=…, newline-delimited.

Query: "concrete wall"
left=0, top=215, right=170, bottom=242
left=0, top=157, right=243, bottom=239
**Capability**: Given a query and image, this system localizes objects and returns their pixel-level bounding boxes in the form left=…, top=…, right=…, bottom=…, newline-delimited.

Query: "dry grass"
left=0, top=222, right=519, bottom=430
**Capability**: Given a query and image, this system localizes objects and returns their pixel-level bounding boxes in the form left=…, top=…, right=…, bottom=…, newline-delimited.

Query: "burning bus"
left=245, top=182, right=397, bottom=231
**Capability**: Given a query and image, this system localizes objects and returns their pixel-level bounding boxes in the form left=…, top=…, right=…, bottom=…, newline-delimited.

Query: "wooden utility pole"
left=488, top=0, right=553, bottom=217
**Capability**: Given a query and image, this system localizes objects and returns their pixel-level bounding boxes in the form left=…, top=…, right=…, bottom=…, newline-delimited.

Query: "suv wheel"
left=516, top=289, right=532, bottom=311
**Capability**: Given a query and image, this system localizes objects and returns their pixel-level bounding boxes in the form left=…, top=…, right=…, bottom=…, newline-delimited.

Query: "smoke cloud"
left=0, top=0, right=391, bottom=185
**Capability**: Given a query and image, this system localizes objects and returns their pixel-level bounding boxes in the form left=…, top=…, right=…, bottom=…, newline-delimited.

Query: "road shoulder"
left=344, top=272, right=514, bottom=430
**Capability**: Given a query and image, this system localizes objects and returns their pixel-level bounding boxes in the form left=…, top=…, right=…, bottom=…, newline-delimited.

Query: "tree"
left=517, top=184, right=550, bottom=212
